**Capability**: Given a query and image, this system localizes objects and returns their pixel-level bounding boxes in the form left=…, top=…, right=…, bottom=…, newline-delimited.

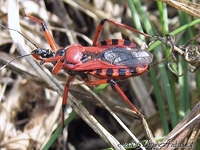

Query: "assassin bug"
left=1, top=14, right=153, bottom=128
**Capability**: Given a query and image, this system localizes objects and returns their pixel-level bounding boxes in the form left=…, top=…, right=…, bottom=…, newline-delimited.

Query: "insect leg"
left=25, top=14, right=57, bottom=51
left=92, top=19, right=151, bottom=45
left=84, top=78, right=109, bottom=85
left=110, top=79, right=140, bottom=114
left=62, top=76, right=75, bottom=128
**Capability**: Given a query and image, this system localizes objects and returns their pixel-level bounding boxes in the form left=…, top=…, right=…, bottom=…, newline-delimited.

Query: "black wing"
left=94, top=47, right=153, bottom=67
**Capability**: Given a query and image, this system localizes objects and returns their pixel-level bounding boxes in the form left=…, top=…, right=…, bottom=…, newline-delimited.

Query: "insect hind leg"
left=109, top=79, right=141, bottom=114
left=92, top=19, right=151, bottom=46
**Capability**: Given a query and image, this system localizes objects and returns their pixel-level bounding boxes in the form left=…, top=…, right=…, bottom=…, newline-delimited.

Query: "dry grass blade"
left=5, top=1, right=126, bottom=149
left=156, top=0, right=200, bottom=18
left=160, top=102, right=200, bottom=150
left=80, top=84, right=151, bottom=150
left=67, top=93, right=125, bottom=149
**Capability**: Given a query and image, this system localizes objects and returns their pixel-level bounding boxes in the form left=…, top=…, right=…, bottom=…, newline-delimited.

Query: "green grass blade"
left=94, top=84, right=108, bottom=94
left=157, top=2, right=178, bottom=127
left=150, top=67, right=170, bottom=134
left=157, top=2, right=168, bottom=34
left=177, top=11, right=193, bottom=120
left=196, top=70, right=200, bottom=93
left=132, top=0, right=178, bottom=128
left=149, top=19, right=200, bottom=51
left=127, top=0, right=146, bottom=40
left=42, top=110, right=77, bottom=150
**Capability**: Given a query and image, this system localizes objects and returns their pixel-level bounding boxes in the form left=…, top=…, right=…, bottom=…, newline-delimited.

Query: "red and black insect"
left=1, top=14, right=153, bottom=128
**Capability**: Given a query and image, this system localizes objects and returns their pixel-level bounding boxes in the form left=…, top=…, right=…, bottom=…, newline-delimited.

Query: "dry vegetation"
left=0, top=0, right=199, bottom=150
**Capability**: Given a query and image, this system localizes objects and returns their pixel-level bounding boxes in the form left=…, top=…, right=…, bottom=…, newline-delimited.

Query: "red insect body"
left=26, top=14, right=153, bottom=128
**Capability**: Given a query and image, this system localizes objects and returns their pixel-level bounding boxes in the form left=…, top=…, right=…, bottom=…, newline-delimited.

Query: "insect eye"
left=56, top=49, right=65, bottom=56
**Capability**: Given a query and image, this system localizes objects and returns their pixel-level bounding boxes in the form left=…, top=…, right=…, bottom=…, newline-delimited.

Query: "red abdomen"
left=87, top=65, right=149, bottom=79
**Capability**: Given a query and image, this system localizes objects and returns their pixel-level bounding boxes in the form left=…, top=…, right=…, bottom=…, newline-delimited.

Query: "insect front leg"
left=25, top=14, right=57, bottom=51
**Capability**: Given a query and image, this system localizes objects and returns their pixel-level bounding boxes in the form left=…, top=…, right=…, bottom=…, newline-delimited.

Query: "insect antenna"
left=0, top=24, right=38, bottom=49
left=0, top=24, right=39, bottom=70
left=0, top=54, right=33, bottom=70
